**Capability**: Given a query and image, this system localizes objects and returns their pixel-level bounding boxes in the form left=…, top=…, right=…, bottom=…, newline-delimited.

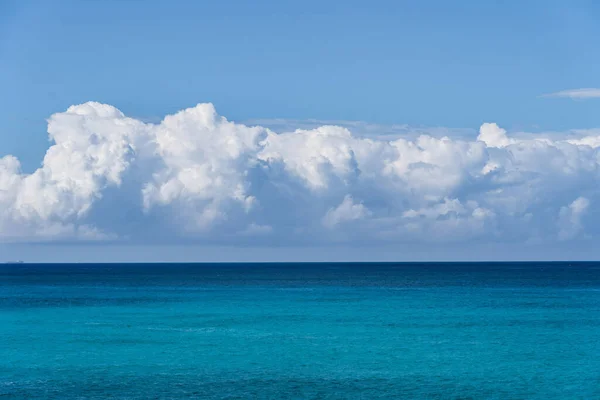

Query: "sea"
left=1, top=262, right=599, bottom=399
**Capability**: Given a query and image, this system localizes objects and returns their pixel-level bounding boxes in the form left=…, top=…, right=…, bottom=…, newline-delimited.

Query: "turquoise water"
left=1, top=262, right=600, bottom=399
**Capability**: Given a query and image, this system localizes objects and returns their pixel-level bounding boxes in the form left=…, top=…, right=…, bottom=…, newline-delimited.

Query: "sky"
left=1, top=0, right=600, bottom=261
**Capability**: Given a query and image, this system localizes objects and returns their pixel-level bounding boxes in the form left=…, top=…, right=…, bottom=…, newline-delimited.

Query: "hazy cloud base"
left=1, top=102, right=599, bottom=246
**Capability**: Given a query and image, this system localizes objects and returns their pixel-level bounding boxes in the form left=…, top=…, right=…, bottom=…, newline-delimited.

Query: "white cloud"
left=246, top=118, right=476, bottom=141
left=141, top=103, right=266, bottom=231
left=258, top=125, right=359, bottom=190
left=557, top=197, right=590, bottom=241
left=477, top=123, right=516, bottom=148
left=323, top=195, right=370, bottom=229
left=0, top=102, right=143, bottom=240
left=542, top=88, right=600, bottom=100
left=2, top=101, right=600, bottom=245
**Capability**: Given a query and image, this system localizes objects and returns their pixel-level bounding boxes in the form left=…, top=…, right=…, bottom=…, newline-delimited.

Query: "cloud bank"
left=542, top=88, right=600, bottom=100
left=1, top=102, right=600, bottom=245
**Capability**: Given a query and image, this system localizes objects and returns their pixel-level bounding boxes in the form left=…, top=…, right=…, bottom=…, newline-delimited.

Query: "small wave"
left=146, top=326, right=235, bottom=334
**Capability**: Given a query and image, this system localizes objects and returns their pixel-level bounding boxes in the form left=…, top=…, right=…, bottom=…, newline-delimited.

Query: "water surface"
left=1, top=262, right=599, bottom=399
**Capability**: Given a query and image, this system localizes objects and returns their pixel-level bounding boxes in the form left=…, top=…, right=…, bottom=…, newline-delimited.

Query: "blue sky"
left=2, top=0, right=600, bottom=261
left=2, top=0, right=600, bottom=170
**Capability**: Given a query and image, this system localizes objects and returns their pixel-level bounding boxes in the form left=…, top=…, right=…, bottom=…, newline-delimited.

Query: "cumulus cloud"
left=477, top=123, right=516, bottom=148
left=542, top=88, right=600, bottom=100
left=1, top=101, right=600, bottom=245
left=400, top=198, right=496, bottom=241
left=141, top=103, right=266, bottom=231
left=323, top=195, right=370, bottom=229
left=557, top=197, right=590, bottom=241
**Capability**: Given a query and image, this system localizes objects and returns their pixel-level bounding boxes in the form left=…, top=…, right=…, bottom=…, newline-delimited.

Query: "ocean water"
left=1, top=262, right=600, bottom=399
